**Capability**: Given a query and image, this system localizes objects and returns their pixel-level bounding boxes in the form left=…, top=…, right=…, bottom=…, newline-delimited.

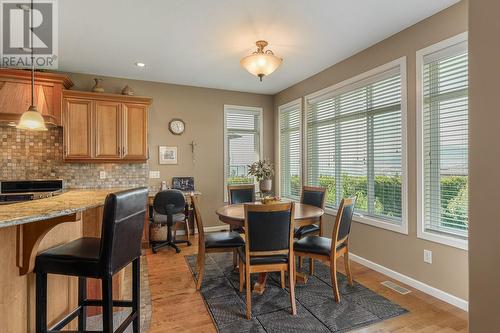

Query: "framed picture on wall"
left=159, top=146, right=178, bottom=165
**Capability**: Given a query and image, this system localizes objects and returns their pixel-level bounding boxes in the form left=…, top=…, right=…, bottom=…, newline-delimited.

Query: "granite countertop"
left=0, top=189, right=129, bottom=229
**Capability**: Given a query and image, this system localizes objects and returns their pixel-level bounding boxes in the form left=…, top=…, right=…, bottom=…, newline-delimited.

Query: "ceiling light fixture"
left=16, top=0, right=47, bottom=131
left=135, top=62, right=146, bottom=67
left=240, top=40, right=282, bottom=81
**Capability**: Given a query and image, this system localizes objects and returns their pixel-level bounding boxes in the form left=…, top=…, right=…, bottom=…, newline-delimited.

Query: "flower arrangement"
left=248, top=159, right=274, bottom=181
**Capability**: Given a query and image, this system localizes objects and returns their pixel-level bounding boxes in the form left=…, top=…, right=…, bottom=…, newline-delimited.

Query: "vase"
left=259, top=179, right=272, bottom=193
left=121, top=84, right=134, bottom=96
left=92, top=78, right=105, bottom=93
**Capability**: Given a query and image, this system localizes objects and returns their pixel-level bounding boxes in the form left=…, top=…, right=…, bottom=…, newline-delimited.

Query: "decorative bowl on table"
left=261, top=196, right=281, bottom=204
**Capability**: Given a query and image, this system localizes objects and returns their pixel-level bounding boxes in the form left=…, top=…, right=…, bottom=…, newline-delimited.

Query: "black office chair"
left=35, top=187, right=148, bottom=333
left=151, top=189, right=191, bottom=254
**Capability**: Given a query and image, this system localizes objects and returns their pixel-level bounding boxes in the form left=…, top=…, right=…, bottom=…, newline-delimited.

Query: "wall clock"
left=169, top=118, right=185, bottom=135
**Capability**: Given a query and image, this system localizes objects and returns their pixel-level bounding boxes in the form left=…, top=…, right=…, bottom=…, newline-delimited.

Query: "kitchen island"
left=0, top=189, right=131, bottom=333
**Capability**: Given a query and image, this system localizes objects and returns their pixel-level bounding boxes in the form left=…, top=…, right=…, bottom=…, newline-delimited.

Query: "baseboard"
left=349, top=253, right=469, bottom=311
left=174, top=225, right=230, bottom=236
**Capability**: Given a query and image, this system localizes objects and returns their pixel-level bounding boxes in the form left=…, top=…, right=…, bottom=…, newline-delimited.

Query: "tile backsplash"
left=0, top=126, right=148, bottom=189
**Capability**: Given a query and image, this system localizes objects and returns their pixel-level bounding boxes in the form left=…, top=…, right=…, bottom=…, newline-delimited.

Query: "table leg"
left=253, top=273, right=267, bottom=294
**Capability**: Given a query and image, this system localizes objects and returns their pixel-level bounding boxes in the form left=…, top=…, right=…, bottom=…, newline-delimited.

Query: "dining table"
left=216, top=201, right=324, bottom=294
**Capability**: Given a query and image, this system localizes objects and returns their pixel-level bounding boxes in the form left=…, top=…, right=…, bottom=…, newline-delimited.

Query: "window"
left=305, top=58, right=407, bottom=233
left=223, top=105, right=263, bottom=199
left=417, top=33, right=468, bottom=249
left=279, top=99, right=302, bottom=200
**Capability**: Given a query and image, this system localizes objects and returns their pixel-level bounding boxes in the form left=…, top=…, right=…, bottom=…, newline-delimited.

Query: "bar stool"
left=35, top=187, right=148, bottom=333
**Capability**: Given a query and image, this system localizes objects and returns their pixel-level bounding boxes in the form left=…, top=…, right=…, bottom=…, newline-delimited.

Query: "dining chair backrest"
left=228, top=184, right=255, bottom=204
left=300, top=186, right=327, bottom=209
left=100, top=187, right=148, bottom=275
left=190, top=194, right=205, bottom=249
left=244, top=202, right=295, bottom=254
left=331, top=196, right=357, bottom=250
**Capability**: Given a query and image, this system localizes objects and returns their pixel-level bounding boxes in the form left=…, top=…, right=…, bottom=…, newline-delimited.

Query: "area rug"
left=185, top=253, right=408, bottom=333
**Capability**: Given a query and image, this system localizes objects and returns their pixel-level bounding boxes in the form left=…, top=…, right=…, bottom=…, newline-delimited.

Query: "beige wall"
left=468, top=0, right=500, bottom=331
left=68, top=73, right=274, bottom=227
left=274, top=1, right=468, bottom=300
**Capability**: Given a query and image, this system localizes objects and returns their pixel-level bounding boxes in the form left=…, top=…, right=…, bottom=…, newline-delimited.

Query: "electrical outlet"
left=424, top=249, right=432, bottom=264
left=149, top=171, right=160, bottom=179
left=99, top=171, right=106, bottom=180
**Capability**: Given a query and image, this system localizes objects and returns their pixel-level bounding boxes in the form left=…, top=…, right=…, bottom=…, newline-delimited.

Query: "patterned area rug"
left=186, top=253, right=408, bottom=333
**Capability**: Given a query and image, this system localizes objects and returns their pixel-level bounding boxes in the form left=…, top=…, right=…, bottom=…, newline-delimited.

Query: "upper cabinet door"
left=122, top=103, right=148, bottom=160
left=63, top=98, right=93, bottom=159
left=94, top=101, right=122, bottom=159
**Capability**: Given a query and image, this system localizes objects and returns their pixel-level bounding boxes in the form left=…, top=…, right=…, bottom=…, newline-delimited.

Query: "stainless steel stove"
left=0, top=180, right=63, bottom=204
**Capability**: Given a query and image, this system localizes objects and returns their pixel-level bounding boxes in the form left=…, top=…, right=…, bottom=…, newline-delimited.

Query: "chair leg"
left=309, top=258, right=315, bottom=276
left=78, top=276, right=87, bottom=331
left=196, top=253, right=205, bottom=291
left=239, top=258, right=245, bottom=292
left=132, top=257, right=141, bottom=333
left=280, top=270, right=286, bottom=289
left=36, top=272, right=48, bottom=333
left=330, top=257, right=340, bottom=303
left=289, top=258, right=297, bottom=316
left=184, top=221, right=191, bottom=244
left=298, top=256, right=303, bottom=270
left=102, top=277, right=113, bottom=333
left=245, top=264, right=252, bottom=320
left=344, top=251, right=354, bottom=286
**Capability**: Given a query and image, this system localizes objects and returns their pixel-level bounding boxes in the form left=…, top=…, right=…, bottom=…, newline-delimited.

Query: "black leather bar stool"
left=35, top=187, right=148, bottom=333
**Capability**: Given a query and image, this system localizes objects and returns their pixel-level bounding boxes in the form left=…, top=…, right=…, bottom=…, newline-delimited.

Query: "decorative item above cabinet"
left=0, top=68, right=73, bottom=126
left=62, top=90, right=152, bottom=163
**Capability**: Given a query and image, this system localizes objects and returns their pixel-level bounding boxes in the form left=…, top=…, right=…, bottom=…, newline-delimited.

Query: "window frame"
left=277, top=98, right=303, bottom=200
left=223, top=105, right=264, bottom=202
left=416, top=32, right=468, bottom=250
left=304, top=57, right=408, bottom=234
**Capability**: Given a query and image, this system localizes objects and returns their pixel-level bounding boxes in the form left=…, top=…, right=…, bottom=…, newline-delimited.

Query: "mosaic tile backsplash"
left=0, top=126, right=148, bottom=189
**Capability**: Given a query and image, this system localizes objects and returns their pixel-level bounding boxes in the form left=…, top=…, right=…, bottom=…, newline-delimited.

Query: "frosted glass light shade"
left=240, top=53, right=282, bottom=80
left=16, top=106, right=48, bottom=131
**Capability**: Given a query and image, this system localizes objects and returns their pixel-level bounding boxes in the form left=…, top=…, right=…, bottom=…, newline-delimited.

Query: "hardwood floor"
left=145, top=235, right=468, bottom=333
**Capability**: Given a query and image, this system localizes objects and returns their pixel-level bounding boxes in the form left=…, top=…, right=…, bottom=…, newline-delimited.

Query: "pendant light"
left=17, top=0, right=47, bottom=131
left=240, top=40, right=282, bottom=81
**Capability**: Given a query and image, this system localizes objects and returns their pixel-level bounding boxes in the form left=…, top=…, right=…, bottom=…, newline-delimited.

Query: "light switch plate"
left=99, top=171, right=106, bottom=179
left=149, top=171, right=160, bottom=179
left=424, top=249, right=432, bottom=264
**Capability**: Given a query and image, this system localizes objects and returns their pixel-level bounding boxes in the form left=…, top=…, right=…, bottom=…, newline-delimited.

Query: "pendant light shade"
left=17, top=105, right=47, bottom=131
left=240, top=41, right=282, bottom=81
left=16, top=0, right=47, bottom=131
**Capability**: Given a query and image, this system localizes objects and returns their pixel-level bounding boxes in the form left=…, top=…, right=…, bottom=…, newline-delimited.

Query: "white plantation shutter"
left=224, top=106, right=262, bottom=192
left=279, top=100, right=301, bottom=199
left=422, top=41, right=468, bottom=238
left=306, top=64, right=404, bottom=223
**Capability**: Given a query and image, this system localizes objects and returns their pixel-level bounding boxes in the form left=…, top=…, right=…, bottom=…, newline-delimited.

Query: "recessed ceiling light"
left=135, top=62, right=146, bottom=68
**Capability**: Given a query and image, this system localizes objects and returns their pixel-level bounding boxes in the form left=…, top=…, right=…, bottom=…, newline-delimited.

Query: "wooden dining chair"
left=238, top=202, right=297, bottom=319
left=191, top=195, right=245, bottom=290
left=228, top=184, right=256, bottom=204
left=294, top=196, right=356, bottom=303
left=295, top=186, right=327, bottom=238
left=295, top=186, right=327, bottom=270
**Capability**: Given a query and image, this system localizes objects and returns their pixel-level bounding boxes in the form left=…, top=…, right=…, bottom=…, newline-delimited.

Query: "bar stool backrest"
left=100, top=187, right=148, bottom=275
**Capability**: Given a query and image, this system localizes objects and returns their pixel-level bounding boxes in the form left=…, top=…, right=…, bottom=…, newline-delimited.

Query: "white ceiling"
left=59, top=0, right=460, bottom=95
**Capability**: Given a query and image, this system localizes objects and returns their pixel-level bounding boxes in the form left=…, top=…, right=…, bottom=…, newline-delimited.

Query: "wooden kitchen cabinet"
left=95, top=101, right=122, bottom=159
left=62, top=90, right=151, bottom=162
left=63, top=98, right=93, bottom=159
left=122, top=103, right=148, bottom=160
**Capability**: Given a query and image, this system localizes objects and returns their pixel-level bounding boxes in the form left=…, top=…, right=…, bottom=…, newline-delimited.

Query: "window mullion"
left=334, top=97, right=341, bottom=206
left=366, top=87, right=375, bottom=214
